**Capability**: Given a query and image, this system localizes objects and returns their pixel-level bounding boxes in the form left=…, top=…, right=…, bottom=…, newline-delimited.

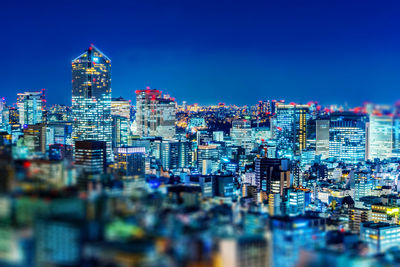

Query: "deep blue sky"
left=2, top=0, right=400, bottom=106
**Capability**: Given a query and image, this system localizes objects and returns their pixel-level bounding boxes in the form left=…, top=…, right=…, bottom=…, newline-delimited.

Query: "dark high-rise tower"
left=75, top=140, right=107, bottom=174
left=71, top=45, right=112, bottom=161
left=255, top=157, right=291, bottom=196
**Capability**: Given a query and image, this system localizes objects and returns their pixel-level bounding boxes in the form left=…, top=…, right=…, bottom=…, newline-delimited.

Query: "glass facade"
left=275, top=104, right=309, bottom=158
left=71, top=45, right=112, bottom=161
left=230, top=119, right=253, bottom=153
left=368, top=115, right=393, bottom=160
left=393, top=116, right=400, bottom=151
left=114, top=147, right=146, bottom=177
left=112, top=116, right=129, bottom=149
left=17, top=90, right=46, bottom=126
left=315, top=119, right=329, bottom=159
left=329, top=112, right=366, bottom=163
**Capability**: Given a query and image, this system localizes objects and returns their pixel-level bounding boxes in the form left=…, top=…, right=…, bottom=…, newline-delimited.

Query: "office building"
left=49, top=144, right=73, bottom=161
left=114, top=146, right=145, bottom=177
left=285, top=188, right=305, bottom=216
left=161, top=139, right=192, bottom=170
left=23, top=123, right=46, bottom=153
left=46, top=121, right=73, bottom=146
left=197, top=144, right=220, bottom=175
left=213, top=131, right=224, bottom=142
left=214, top=175, right=234, bottom=197
left=196, top=130, right=212, bottom=146
left=230, top=119, right=253, bottom=153
left=0, top=98, right=7, bottom=132
left=351, top=172, right=373, bottom=202
left=368, top=115, right=393, bottom=160
left=135, top=88, right=176, bottom=138
left=186, top=175, right=214, bottom=197
left=329, top=112, right=366, bottom=163
left=74, top=140, right=107, bottom=174
left=17, top=90, right=46, bottom=126
left=360, top=222, right=400, bottom=254
left=315, top=119, right=329, bottom=159
left=291, top=162, right=303, bottom=187
left=275, top=104, right=309, bottom=158
left=255, top=157, right=290, bottom=195
left=305, top=118, right=316, bottom=151
left=71, top=44, right=112, bottom=161
left=8, top=107, right=19, bottom=125
left=112, top=115, right=129, bottom=149
left=371, top=204, right=399, bottom=224
left=268, top=193, right=282, bottom=216
left=393, top=115, right=400, bottom=152
left=349, top=208, right=370, bottom=233
left=161, top=140, right=179, bottom=170
left=47, top=104, right=71, bottom=122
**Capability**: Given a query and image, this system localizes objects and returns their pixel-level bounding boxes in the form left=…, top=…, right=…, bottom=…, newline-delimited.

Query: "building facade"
left=135, top=88, right=176, bottom=139
left=17, top=90, right=46, bottom=126
left=275, top=104, right=309, bottom=158
left=71, top=45, right=112, bottom=161
left=329, top=112, right=366, bottom=163
left=368, top=115, right=393, bottom=160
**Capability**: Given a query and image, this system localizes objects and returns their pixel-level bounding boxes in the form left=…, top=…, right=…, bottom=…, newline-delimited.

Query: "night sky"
left=2, top=0, right=400, bottom=106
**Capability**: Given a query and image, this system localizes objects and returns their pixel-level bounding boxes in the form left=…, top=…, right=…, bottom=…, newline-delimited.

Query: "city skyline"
left=4, top=2, right=400, bottom=266
left=2, top=40, right=400, bottom=108
left=2, top=1, right=400, bottom=106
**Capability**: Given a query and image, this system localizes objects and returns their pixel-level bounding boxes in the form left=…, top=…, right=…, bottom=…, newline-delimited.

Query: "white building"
left=368, top=115, right=393, bottom=160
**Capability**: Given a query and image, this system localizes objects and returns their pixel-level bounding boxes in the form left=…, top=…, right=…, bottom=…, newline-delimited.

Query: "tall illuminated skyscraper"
left=17, top=89, right=46, bottom=126
left=71, top=44, right=112, bottom=161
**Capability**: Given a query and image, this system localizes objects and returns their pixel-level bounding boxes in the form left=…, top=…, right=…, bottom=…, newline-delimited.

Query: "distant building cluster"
left=2, top=45, right=400, bottom=266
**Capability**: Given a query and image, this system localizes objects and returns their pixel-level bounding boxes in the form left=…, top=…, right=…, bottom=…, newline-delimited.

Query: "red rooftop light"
left=23, top=161, right=31, bottom=169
